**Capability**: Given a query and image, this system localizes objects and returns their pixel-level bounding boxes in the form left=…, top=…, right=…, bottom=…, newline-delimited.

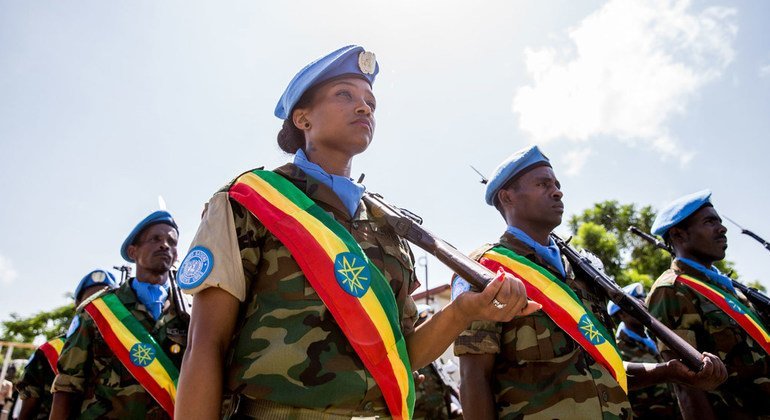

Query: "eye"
left=366, top=100, right=376, bottom=111
left=336, top=90, right=352, bottom=99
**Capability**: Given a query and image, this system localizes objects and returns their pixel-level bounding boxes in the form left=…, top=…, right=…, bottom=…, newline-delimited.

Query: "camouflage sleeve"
left=647, top=282, right=700, bottom=351
left=16, top=351, right=50, bottom=399
left=177, top=192, right=249, bottom=301
left=450, top=275, right=502, bottom=355
left=51, top=313, right=95, bottom=394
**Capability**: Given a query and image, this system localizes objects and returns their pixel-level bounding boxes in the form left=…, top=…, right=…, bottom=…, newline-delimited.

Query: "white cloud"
left=0, top=253, right=19, bottom=285
left=760, top=63, right=770, bottom=78
left=562, top=147, right=592, bottom=176
left=512, top=0, right=737, bottom=163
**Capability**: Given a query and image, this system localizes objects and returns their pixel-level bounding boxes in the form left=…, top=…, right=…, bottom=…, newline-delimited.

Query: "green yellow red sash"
left=229, top=170, right=415, bottom=419
left=84, top=293, right=179, bottom=417
left=39, top=337, right=65, bottom=374
left=480, top=246, right=628, bottom=392
left=677, top=274, right=770, bottom=355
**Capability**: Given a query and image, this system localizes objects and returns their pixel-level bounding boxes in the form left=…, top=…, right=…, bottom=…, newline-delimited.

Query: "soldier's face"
left=676, top=206, right=728, bottom=263
left=502, top=165, right=564, bottom=230
left=128, top=224, right=179, bottom=274
left=295, top=77, right=376, bottom=158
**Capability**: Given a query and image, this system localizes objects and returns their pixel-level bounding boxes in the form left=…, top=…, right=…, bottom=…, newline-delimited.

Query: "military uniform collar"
left=274, top=163, right=365, bottom=221
left=672, top=259, right=735, bottom=295
left=499, top=230, right=571, bottom=280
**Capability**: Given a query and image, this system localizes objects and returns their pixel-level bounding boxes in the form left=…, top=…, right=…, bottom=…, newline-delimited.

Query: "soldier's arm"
left=624, top=352, right=725, bottom=391
left=50, top=314, right=95, bottom=419
left=459, top=354, right=496, bottom=420
left=175, top=287, right=240, bottom=420
left=660, top=351, right=718, bottom=420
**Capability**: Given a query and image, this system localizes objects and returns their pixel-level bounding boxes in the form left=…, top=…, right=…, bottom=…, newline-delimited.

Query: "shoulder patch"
left=178, top=246, right=214, bottom=290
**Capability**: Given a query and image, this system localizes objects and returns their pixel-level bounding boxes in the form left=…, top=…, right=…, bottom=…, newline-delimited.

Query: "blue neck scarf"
left=506, top=226, right=566, bottom=277
left=131, top=278, right=169, bottom=320
left=677, top=257, right=736, bottom=294
left=293, top=149, right=366, bottom=218
left=617, top=321, right=658, bottom=354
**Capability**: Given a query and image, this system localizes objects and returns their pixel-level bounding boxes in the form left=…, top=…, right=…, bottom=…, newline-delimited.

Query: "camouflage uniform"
left=647, top=260, right=770, bottom=417
left=413, top=362, right=452, bottom=420
left=52, top=280, right=188, bottom=420
left=16, top=336, right=62, bottom=420
left=615, top=327, right=680, bottom=419
left=182, top=164, right=419, bottom=418
left=454, top=232, right=632, bottom=419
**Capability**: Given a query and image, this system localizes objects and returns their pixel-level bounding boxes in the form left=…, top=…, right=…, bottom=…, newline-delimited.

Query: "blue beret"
left=651, top=189, right=712, bottom=237
left=607, top=282, right=645, bottom=316
left=274, top=45, right=379, bottom=120
left=120, top=210, right=178, bottom=263
left=485, top=145, right=551, bottom=205
left=74, top=269, right=117, bottom=301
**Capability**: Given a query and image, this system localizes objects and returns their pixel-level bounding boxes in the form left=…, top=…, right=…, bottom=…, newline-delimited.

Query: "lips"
left=352, top=117, right=372, bottom=132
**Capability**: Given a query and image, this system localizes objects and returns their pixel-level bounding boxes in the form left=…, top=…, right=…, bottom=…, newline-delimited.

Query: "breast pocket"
left=501, top=311, right=576, bottom=363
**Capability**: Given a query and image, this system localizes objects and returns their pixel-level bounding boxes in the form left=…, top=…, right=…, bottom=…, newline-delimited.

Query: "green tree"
left=0, top=304, right=75, bottom=360
left=568, top=200, right=738, bottom=289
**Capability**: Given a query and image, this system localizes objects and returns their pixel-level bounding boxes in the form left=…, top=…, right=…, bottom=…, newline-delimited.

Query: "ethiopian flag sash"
left=84, top=293, right=179, bottom=417
left=39, top=337, right=65, bottom=374
left=228, top=170, right=415, bottom=420
left=480, top=246, right=628, bottom=393
left=677, top=274, right=770, bottom=355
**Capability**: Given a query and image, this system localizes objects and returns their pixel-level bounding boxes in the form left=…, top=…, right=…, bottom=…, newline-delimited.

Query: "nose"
left=355, top=99, right=373, bottom=115
left=552, top=186, right=563, bottom=200
left=717, top=221, right=727, bottom=235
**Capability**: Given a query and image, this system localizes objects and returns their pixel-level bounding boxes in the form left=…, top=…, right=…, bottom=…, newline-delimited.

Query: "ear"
left=668, top=226, right=688, bottom=246
left=292, top=108, right=309, bottom=131
left=127, top=244, right=138, bottom=262
left=497, top=188, right=514, bottom=208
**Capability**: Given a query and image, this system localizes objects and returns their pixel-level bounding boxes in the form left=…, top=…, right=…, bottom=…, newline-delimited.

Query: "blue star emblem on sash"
left=129, top=342, right=156, bottom=367
left=334, top=252, right=372, bottom=298
left=578, top=314, right=606, bottom=345
left=727, top=299, right=745, bottom=314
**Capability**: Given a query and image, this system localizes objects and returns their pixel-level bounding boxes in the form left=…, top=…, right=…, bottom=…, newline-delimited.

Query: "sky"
left=2, top=0, right=770, bottom=321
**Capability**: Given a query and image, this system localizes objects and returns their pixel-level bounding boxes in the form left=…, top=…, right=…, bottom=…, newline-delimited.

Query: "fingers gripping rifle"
left=362, top=192, right=496, bottom=290
left=550, top=233, right=705, bottom=371
left=628, top=226, right=770, bottom=319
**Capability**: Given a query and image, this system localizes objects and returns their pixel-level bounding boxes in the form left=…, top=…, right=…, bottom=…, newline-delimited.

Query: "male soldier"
left=454, top=146, right=727, bottom=419
left=608, top=283, right=680, bottom=419
left=50, top=211, right=188, bottom=420
left=16, top=269, right=117, bottom=420
left=647, top=190, right=770, bottom=419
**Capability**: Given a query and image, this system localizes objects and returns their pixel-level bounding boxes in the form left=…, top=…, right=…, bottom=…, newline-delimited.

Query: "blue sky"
left=2, top=0, right=769, bottom=320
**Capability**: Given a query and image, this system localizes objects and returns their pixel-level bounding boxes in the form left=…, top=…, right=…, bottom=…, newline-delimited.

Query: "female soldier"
left=175, top=45, right=536, bottom=419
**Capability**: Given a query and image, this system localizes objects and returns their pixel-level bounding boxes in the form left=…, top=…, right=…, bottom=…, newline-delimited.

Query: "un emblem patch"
left=178, top=246, right=214, bottom=290
left=334, top=252, right=372, bottom=298
left=728, top=299, right=745, bottom=314
left=578, top=314, right=606, bottom=345
left=129, top=342, right=156, bottom=367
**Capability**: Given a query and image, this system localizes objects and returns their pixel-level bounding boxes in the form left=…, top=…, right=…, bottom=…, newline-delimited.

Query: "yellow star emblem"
left=131, top=343, right=154, bottom=366
left=336, top=255, right=368, bottom=294
left=579, top=316, right=605, bottom=344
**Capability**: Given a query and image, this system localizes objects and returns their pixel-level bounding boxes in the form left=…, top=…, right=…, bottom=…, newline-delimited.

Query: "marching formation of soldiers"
left=6, top=45, right=770, bottom=419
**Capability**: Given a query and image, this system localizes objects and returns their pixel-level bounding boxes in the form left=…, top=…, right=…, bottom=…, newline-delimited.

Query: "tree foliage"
left=0, top=304, right=75, bottom=360
left=568, top=200, right=738, bottom=289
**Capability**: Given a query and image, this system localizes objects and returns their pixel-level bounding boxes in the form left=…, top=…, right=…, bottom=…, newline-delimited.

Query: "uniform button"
left=352, top=222, right=359, bottom=229
left=602, top=391, right=609, bottom=402
left=363, top=402, right=373, bottom=411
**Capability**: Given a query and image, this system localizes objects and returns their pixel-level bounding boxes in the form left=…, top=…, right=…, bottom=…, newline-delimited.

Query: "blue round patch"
left=177, top=246, right=214, bottom=290
left=727, top=299, right=745, bottom=314
left=129, top=342, right=156, bottom=367
left=334, top=252, right=372, bottom=298
left=578, top=314, right=606, bottom=345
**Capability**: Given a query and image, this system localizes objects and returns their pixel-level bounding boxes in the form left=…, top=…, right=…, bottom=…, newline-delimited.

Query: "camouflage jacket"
left=16, top=337, right=62, bottom=420
left=180, top=164, right=419, bottom=417
left=413, top=362, right=453, bottom=420
left=615, top=326, right=680, bottom=419
left=647, top=260, right=770, bottom=416
left=454, top=232, right=631, bottom=419
left=52, top=280, right=188, bottom=420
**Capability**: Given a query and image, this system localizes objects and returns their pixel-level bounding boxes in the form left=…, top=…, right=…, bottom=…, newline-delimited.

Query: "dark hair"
left=275, top=80, right=328, bottom=154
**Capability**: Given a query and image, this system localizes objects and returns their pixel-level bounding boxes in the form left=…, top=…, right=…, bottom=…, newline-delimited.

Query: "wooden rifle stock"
left=362, top=193, right=496, bottom=290
left=551, top=233, right=705, bottom=371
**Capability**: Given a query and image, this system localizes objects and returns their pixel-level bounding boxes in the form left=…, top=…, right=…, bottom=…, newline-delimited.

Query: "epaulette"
left=650, top=269, right=678, bottom=290
left=469, top=243, right=497, bottom=262
left=75, top=287, right=114, bottom=312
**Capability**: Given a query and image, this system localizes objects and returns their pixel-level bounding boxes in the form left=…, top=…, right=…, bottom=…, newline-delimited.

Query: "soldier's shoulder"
left=75, top=287, right=116, bottom=312
left=468, top=243, right=497, bottom=261
left=216, top=166, right=267, bottom=194
left=650, top=269, right=679, bottom=291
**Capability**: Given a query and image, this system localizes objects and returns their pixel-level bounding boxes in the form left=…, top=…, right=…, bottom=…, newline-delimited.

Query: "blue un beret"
left=607, top=282, right=645, bottom=316
left=120, top=210, right=178, bottom=263
left=651, top=189, right=712, bottom=237
left=485, top=145, right=551, bottom=206
left=274, top=45, right=379, bottom=120
left=74, top=269, right=117, bottom=301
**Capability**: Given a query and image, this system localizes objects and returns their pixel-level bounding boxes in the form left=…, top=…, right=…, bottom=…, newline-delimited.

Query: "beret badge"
left=358, top=51, right=377, bottom=75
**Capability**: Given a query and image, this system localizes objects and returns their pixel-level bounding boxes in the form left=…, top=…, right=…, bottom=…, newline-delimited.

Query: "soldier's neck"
left=675, top=250, right=715, bottom=269
left=134, top=269, right=169, bottom=285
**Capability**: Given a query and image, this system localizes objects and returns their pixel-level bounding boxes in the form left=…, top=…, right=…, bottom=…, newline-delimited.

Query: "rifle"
left=363, top=191, right=705, bottom=370
left=628, top=226, right=770, bottom=318
left=551, top=233, right=704, bottom=371
left=362, top=192, right=496, bottom=290
left=723, top=215, right=770, bottom=252
left=169, top=269, right=192, bottom=324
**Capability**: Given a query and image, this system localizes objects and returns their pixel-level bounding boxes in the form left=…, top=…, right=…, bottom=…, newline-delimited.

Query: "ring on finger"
left=492, top=298, right=507, bottom=309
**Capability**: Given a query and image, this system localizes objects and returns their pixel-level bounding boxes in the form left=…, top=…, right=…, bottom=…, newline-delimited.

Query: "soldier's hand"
left=668, top=352, right=727, bottom=391
left=412, top=371, right=426, bottom=385
left=456, top=269, right=541, bottom=323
